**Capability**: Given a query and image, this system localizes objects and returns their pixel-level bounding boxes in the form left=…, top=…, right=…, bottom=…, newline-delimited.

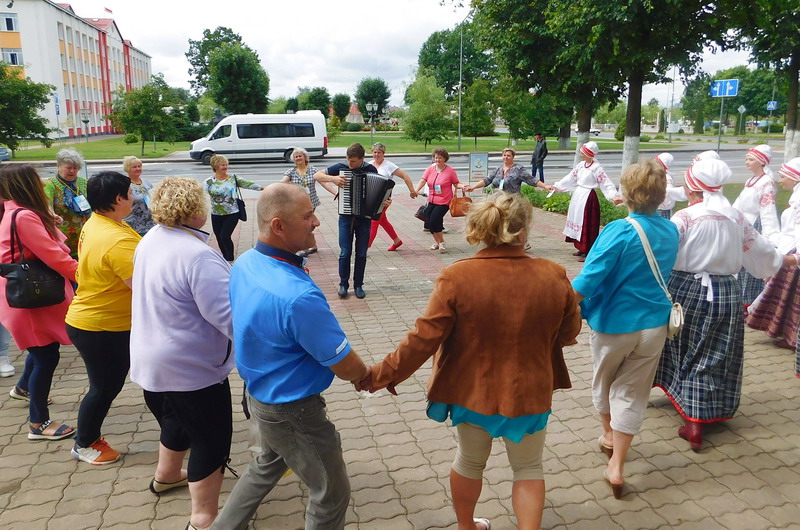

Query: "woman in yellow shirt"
left=65, top=171, right=141, bottom=466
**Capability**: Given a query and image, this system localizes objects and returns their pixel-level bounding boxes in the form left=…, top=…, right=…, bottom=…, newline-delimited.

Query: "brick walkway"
left=1, top=191, right=799, bottom=529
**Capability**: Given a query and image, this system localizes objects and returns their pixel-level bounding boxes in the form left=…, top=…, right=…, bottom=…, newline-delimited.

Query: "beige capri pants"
left=452, top=422, right=547, bottom=481
left=590, top=325, right=668, bottom=435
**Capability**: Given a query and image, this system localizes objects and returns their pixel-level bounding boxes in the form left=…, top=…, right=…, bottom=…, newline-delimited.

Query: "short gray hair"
left=291, top=148, right=309, bottom=165
left=56, top=148, right=84, bottom=168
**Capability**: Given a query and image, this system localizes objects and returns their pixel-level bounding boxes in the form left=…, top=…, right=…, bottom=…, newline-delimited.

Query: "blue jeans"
left=25, top=343, right=60, bottom=423
left=338, top=215, right=371, bottom=288
left=531, top=165, right=545, bottom=183
left=212, top=394, right=350, bottom=530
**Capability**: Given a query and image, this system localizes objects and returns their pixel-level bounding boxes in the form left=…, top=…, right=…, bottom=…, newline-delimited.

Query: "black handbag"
left=0, top=210, right=66, bottom=309
left=233, top=175, right=247, bottom=222
left=415, top=203, right=429, bottom=222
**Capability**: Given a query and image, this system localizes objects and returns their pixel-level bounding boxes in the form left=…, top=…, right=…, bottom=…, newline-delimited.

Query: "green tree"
left=105, top=78, right=179, bottom=156
left=186, top=27, right=243, bottom=95
left=207, top=43, right=269, bottom=114
left=681, top=73, right=713, bottom=134
left=403, top=71, right=451, bottom=149
left=186, top=101, right=200, bottom=123
left=332, top=93, right=351, bottom=121
left=299, top=87, right=331, bottom=119
left=642, top=98, right=661, bottom=126
left=594, top=101, right=628, bottom=127
left=354, top=78, right=391, bottom=117
left=493, top=79, right=572, bottom=141
left=268, top=96, right=288, bottom=114
left=196, top=93, right=219, bottom=122
left=726, top=0, right=800, bottom=158
left=286, top=97, right=299, bottom=114
left=658, top=109, right=666, bottom=133
left=418, top=22, right=496, bottom=99
left=460, top=79, right=494, bottom=147
left=0, top=63, right=54, bottom=151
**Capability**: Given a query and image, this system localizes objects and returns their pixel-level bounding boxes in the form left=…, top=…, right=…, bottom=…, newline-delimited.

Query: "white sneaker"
left=429, top=243, right=439, bottom=250
left=439, top=243, right=446, bottom=252
left=0, top=356, right=14, bottom=378
left=72, top=438, right=120, bottom=465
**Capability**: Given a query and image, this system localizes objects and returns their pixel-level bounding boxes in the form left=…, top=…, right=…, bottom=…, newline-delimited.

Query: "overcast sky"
left=66, top=0, right=753, bottom=109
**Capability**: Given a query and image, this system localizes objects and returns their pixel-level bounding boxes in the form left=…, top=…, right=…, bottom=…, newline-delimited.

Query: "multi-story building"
left=0, top=0, right=151, bottom=138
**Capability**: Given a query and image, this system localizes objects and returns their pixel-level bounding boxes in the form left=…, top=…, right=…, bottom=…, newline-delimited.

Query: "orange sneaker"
left=72, top=437, right=120, bottom=465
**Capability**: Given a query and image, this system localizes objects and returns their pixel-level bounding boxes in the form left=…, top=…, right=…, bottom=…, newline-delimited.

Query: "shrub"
left=176, top=123, right=213, bottom=142
left=614, top=122, right=626, bottom=141
left=345, top=122, right=363, bottom=132
left=123, top=133, right=138, bottom=144
left=640, top=135, right=651, bottom=142
left=521, top=188, right=626, bottom=225
left=654, top=134, right=665, bottom=140
left=678, top=128, right=685, bottom=134
left=761, top=123, right=783, bottom=133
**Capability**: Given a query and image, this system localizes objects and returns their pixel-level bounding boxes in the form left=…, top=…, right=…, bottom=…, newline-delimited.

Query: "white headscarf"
left=685, top=158, right=738, bottom=221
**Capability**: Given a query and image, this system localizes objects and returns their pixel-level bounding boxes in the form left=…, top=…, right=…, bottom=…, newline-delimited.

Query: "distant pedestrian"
left=43, top=148, right=91, bottom=259
left=213, top=183, right=369, bottom=530
left=530, top=132, right=548, bottom=182
left=550, top=142, right=623, bottom=261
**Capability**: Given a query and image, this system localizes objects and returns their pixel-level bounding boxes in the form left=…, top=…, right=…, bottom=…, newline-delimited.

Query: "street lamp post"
left=365, top=102, right=377, bottom=147
left=457, top=22, right=464, bottom=152
left=79, top=107, right=90, bottom=143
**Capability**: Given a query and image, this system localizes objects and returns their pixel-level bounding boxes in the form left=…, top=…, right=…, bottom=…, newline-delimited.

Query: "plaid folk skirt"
left=746, top=265, right=800, bottom=349
left=654, top=271, right=744, bottom=422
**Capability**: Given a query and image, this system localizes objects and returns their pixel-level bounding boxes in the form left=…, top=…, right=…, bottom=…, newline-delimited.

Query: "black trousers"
left=212, top=213, right=240, bottom=261
left=66, top=325, right=130, bottom=448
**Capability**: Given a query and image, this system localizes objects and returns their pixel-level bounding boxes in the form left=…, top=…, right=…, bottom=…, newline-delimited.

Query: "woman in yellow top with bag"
left=65, top=171, right=141, bottom=466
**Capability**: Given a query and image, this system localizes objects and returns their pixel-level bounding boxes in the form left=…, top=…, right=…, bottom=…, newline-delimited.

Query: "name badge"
left=74, top=195, right=90, bottom=212
left=434, top=185, right=442, bottom=195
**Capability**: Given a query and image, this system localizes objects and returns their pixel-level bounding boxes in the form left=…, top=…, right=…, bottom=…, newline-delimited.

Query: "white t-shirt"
left=370, top=159, right=399, bottom=180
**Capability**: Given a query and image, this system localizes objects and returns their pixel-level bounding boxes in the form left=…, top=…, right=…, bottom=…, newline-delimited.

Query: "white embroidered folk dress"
left=553, top=161, right=619, bottom=240
left=732, top=170, right=779, bottom=240
left=768, top=183, right=800, bottom=255
left=671, top=203, right=782, bottom=301
left=658, top=172, right=688, bottom=211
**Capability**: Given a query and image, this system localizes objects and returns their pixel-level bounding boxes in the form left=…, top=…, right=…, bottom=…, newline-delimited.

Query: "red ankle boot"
left=678, top=421, right=703, bottom=452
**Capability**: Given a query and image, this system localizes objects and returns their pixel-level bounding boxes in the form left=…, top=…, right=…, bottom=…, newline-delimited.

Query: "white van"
left=189, top=110, right=328, bottom=164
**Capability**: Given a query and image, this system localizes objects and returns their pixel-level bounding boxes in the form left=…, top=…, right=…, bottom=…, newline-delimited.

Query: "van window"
left=210, top=125, right=232, bottom=140
left=236, top=123, right=315, bottom=139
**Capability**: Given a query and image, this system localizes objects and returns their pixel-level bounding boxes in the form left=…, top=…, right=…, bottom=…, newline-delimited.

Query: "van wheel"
left=201, top=152, right=214, bottom=165
left=284, top=149, right=294, bottom=163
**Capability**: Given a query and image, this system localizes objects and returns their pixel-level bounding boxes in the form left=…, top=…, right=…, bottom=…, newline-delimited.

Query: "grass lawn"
left=329, top=132, right=675, bottom=153
left=8, top=137, right=192, bottom=161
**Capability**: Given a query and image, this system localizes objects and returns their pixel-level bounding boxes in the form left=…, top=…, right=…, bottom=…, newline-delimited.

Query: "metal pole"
left=370, top=112, right=374, bottom=147
left=668, top=66, right=676, bottom=143
left=457, top=24, right=463, bottom=152
left=716, top=97, right=725, bottom=153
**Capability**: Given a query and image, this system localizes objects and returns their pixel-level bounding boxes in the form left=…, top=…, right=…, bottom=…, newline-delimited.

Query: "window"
left=60, top=54, right=66, bottom=70
left=66, top=27, right=72, bottom=43
left=0, top=13, right=18, bottom=32
left=57, top=22, right=64, bottom=40
left=237, top=123, right=315, bottom=139
left=1, top=48, right=22, bottom=66
left=210, top=125, right=232, bottom=140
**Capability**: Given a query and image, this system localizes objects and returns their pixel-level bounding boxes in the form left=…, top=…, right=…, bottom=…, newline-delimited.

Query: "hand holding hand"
left=612, top=197, right=624, bottom=205
left=409, top=191, right=418, bottom=199
left=463, top=185, right=473, bottom=193
left=354, top=367, right=373, bottom=392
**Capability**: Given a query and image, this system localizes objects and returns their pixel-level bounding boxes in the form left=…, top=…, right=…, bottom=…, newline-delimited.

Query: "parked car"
left=571, top=128, right=602, bottom=136
left=0, top=146, right=10, bottom=161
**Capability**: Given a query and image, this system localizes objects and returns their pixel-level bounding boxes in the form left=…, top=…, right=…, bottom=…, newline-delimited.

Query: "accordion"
left=338, top=171, right=395, bottom=220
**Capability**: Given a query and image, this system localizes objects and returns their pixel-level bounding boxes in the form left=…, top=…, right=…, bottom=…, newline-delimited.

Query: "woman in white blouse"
left=746, top=158, right=800, bottom=361
left=551, top=142, right=622, bottom=262
left=367, top=142, right=417, bottom=251
left=653, top=158, right=791, bottom=452
left=732, top=144, right=780, bottom=304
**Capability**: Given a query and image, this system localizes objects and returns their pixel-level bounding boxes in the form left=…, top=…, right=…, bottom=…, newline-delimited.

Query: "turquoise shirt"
left=571, top=212, right=679, bottom=334
left=427, top=402, right=550, bottom=443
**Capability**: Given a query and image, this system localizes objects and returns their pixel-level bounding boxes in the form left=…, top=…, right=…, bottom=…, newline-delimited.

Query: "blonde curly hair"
left=465, top=192, right=532, bottom=247
left=150, top=177, right=209, bottom=227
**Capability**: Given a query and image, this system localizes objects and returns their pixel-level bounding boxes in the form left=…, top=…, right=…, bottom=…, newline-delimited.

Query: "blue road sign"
left=53, top=93, right=60, bottom=116
left=767, top=100, right=778, bottom=111
left=710, top=79, right=739, bottom=98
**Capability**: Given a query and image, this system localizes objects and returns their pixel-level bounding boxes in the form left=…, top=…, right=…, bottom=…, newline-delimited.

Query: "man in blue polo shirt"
left=214, top=183, right=369, bottom=530
left=314, top=142, right=378, bottom=299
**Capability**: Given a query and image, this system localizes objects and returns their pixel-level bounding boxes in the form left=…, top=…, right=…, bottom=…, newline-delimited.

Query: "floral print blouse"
left=42, top=175, right=90, bottom=258
left=204, top=175, right=261, bottom=216
left=124, top=179, right=156, bottom=236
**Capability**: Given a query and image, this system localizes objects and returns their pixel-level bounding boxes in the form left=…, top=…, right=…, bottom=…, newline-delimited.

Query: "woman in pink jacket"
left=0, top=165, right=78, bottom=441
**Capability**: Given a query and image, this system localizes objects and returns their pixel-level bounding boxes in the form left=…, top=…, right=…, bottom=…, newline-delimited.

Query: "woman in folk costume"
left=552, top=141, right=623, bottom=261
left=746, top=158, right=800, bottom=360
left=654, top=153, right=687, bottom=219
left=653, top=158, right=790, bottom=452
left=731, top=145, right=780, bottom=305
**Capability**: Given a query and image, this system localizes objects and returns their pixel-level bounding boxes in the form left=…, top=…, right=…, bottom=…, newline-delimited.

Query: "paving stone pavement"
left=1, top=189, right=799, bottom=530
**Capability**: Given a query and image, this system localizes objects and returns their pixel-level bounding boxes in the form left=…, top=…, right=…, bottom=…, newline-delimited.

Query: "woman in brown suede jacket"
left=358, top=192, right=581, bottom=530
